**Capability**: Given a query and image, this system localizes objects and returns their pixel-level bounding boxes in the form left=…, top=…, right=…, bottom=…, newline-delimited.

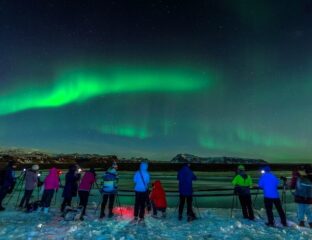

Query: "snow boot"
left=299, top=221, right=305, bottom=227
left=130, top=217, right=138, bottom=224
left=265, top=222, right=275, bottom=227
left=161, top=212, right=166, bottom=218
left=99, top=213, right=105, bottom=219
left=37, top=207, right=43, bottom=213
left=108, top=212, right=114, bottom=218
left=309, top=222, right=312, bottom=228
left=43, top=207, right=49, bottom=214
left=138, top=218, right=145, bottom=225
left=178, top=215, right=182, bottom=221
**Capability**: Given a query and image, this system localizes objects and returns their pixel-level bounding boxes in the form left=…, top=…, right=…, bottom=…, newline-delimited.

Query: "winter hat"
left=32, top=165, right=39, bottom=171
left=237, top=165, right=245, bottom=171
left=263, top=166, right=271, bottom=172
left=112, top=162, right=118, bottom=168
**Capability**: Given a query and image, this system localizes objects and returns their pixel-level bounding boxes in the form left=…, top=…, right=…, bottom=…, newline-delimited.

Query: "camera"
left=280, top=176, right=287, bottom=182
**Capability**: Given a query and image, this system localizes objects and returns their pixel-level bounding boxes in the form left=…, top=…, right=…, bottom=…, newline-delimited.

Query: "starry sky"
left=1, top=0, right=312, bottom=162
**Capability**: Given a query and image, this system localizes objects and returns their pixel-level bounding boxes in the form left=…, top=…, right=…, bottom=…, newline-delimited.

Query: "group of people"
left=0, top=160, right=312, bottom=228
left=232, top=164, right=312, bottom=228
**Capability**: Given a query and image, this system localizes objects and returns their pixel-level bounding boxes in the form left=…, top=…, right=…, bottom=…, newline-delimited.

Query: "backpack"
left=296, top=177, right=312, bottom=199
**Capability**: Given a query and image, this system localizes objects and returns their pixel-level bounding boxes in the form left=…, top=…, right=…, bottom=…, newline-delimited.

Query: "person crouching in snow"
left=19, top=164, right=40, bottom=209
left=232, top=165, right=254, bottom=220
left=149, top=180, right=167, bottom=218
left=78, top=168, right=96, bottom=216
left=100, top=162, right=118, bottom=218
left=61, top=165, right=81, bottom=212
left=40, top=167, right=59, bottom=213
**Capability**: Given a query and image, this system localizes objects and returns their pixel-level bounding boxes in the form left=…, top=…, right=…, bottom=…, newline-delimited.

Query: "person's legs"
left=273, top=198, right=287, bottom=226
left=186, top=196, right=194, bottom=217
left=41, top=190, right=48, bottom=208
left=24, top=190, right=33, bottom=208
left=134, top=192, right=140, bottom=219
left=305, top=204, right=312, bottom=225
left=108, top=194, right=116, bottom=217
left=238, top=195, right=248, bottom=218
left=178, top=195, right=186, bottom=218
left=138, top=192, right=147, bottom=219
left=245, top=195, right=255, bottom=220
left=151, top=201, right=157, bottom=216
left=100, top=194, right=108, bottom=218
left=297, top=203, right=305, bottom=224
left=264, top=198, right=274, bottom=225
left=45, top=190, right=55, bottom=208
left=79, top=191, right=89, bottom=215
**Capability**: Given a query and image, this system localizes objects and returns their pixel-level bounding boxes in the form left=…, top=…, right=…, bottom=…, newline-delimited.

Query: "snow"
left=0, top=206, right=311, bottom=240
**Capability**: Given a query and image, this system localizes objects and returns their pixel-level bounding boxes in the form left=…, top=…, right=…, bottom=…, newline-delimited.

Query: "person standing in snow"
left=19, top=164, right=40, bottom=209
left=78, top=167, right=96, bottom=216
left=0, top=160, right=17, bottom=211
left=232, top=165, right=254, bottom=220
left=258, top=166, right=287, bottom=227
left=177, top=163, right=197, bottom=221
left=149, top=180, right=167, bottom=218
left=133, top=162, right=150, bottom=222
left=291, top=165, right=312, bottom=228
left=100, top=162, right=118, bottom=218
left=61, top=165, right=81, bottom=212
left=40, top=167, right=60, bottom=213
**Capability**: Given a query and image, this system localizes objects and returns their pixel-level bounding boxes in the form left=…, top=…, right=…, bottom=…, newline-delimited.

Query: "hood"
left=107, top=167, right=117, bottom=174
left=49, top=167, right=58, bottom=176
left=239, top=172, right=247, bottom=179
left=153, top=180, right=163, bottom=189
left=140, top=162, right=148, bottom=171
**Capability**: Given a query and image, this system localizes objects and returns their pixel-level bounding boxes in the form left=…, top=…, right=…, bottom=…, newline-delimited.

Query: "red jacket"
left=150, top=180, right=167, bottom=209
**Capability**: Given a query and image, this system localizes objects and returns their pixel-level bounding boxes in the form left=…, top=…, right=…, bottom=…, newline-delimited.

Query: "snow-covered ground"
left=0, top=205, right=311, bottom=240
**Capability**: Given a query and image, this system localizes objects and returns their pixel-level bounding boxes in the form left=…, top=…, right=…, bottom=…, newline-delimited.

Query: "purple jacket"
left=79, top=171, right=96, bottom=191
left=44, top=168, right=59, bottom=190
left=25, top=169, right=38, bottom=190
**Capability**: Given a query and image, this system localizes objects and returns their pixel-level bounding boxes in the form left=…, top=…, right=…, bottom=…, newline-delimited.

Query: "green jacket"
left=232, top=174, right=253, bottom=187
left=232, top=173, right=253, bottom=195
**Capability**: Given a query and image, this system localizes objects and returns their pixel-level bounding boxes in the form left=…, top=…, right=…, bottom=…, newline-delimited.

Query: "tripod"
left=230, top=190, right=238, bottom=218
left=281, top=180, right=288, bottom=216
left=5, top=171, right=26, bottom=207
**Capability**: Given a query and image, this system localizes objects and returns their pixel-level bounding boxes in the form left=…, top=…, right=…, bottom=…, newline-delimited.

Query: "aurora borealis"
left=1, top=1, right=312, bottom=162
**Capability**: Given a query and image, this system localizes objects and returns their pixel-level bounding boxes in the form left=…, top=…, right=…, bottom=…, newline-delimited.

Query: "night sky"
left=1, top=1, right=312, bottom=162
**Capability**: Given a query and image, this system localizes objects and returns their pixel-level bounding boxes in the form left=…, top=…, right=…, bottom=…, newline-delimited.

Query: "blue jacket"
left=102, top=167, right=118, bottom=193
left=177, top=165, right=197, bottom=196
left=258, top=172, right=280, bottom=198
left=62, top=167, right=81, bottom=198
left=134, top=162, right=150, bottom=192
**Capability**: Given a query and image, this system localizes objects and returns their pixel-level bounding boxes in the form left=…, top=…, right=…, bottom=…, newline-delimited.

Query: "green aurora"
left=0, top=66, right=213, bottom=116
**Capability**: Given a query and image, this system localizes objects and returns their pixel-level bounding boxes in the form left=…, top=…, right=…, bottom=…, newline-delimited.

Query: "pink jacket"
left=44, top=168, right=60, bottom=190
left=79, top=171, right=96, bottom=191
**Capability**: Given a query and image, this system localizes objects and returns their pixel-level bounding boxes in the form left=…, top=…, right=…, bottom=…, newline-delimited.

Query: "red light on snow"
left=112, top=206, right=133, bottom=219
